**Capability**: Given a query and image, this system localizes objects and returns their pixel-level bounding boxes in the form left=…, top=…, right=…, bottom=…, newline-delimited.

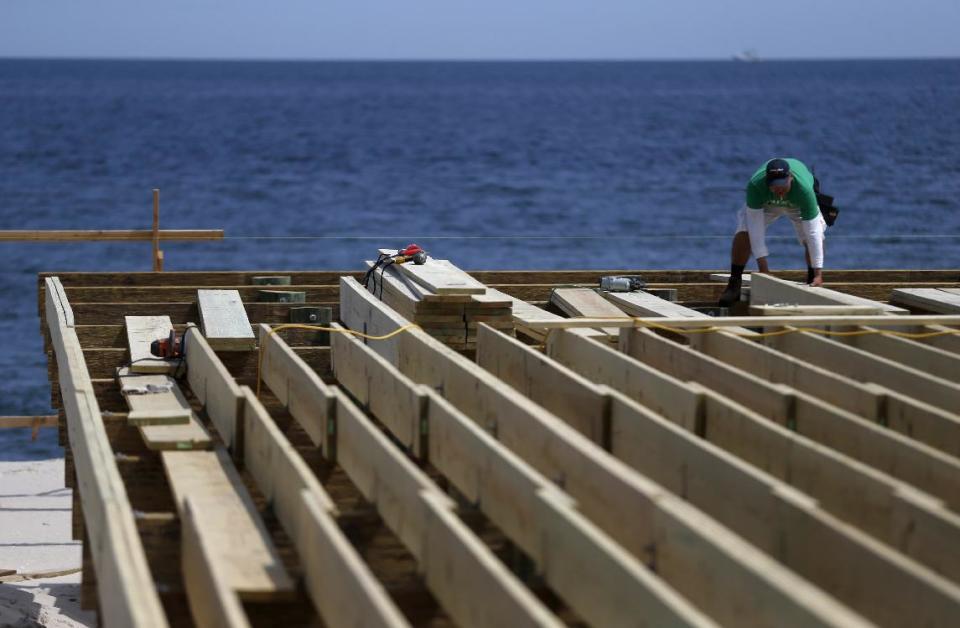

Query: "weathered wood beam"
left=1, top=229, right=223, bottom=241
left=750, top=273, right=909, bottom=314
left=44, top=276, right=168, bottom=627
left=184, top=328, right=245, bottom=457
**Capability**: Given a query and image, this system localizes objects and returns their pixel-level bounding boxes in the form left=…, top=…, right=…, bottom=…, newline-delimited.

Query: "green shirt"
left=745, top=158, right=820, bottom=221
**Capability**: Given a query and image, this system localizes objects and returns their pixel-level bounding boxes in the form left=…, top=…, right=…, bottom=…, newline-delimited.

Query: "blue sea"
left=1, top=59, right=959, bottom=456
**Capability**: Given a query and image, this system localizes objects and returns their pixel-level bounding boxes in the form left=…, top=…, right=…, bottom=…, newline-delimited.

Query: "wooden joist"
left=395, top=257, right=487, bottom=295
left=44, top=277, right=168, bottom=627
left=545, top=329, right=960, bottom=585
left=481, top=324, right=960, bottom=623
left=117, top=367, right=212, bottom=450
left=185, top=327, right=246, bottom=456
left=549, top=287, right=627, bottom=337
left=162, top=448, right=294, bottom=602
left=338, top=278, right=865, bottom=627
left=891, top=288, right=960, bottom=313
left=750, top=272, right=909, bottom=314
left=198, top=289, right=257, bottom=351
left=125, top=315, right=178, bottom=374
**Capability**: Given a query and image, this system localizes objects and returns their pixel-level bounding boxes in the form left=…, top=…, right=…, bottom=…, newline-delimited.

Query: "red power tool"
left=392, top=243, right=427, bottom=265
left=150, top=330, right=183, bottom=359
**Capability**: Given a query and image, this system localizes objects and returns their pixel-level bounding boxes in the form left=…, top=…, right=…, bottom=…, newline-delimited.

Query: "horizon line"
left=1, top=54, right=958, bottom=64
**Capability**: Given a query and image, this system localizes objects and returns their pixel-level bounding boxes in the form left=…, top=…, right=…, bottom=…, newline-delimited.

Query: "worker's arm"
left=744, top=206, right=770, bottom=270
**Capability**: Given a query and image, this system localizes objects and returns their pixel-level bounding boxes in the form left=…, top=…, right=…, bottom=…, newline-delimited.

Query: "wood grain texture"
left=125, top=315, right=178, bottom=373
left=198, top=290, right=256, bottom=350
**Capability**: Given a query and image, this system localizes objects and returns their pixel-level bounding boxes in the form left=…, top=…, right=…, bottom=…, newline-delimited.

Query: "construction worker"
left=719, top=157, right=827, bottom=306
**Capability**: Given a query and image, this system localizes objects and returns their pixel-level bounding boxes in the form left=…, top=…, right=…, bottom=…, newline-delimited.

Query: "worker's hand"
left=756, top=257, right=770, bottom=274
left=809, top=269, right=823, bottom=287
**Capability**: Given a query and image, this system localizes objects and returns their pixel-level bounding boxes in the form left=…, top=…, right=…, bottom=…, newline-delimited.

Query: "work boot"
left=718, top=277, right=742, bottom=307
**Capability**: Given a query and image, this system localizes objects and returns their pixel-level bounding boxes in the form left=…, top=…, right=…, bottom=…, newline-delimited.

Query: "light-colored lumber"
left=197, top=289, right=257, bottom=350
left=0, top=228, right=223, bottom=241
left=892, top=288, right=960, bottom=313
left=476, top=324, right=607, bottom=445
left=329, top=323, right=426, bottom=456
left=750, top=304, right=886, bottom=316
left=750, top=272, right=910, bottom=314
left=623, top=328, right=960, bottom=509
left=44, top=276, right=168, bottom=628
left=550, top=287, right=628, bottom=336
left=338, top=279, right=864, bottom=627
left=335, top=322, right=712, bottom=625
left=530, top=314, right=960, bottom=329
left=241, top=388, right=409, bottom=627
left=767, top=330, right=960, bottom=415
left=840, top=326, right=960, bottom=381
left=125, top=315, right=178, bottom=373
left=395, top=257, right=487, bottom=295
left=547, top=328, right=960, bottom=585
left=488, top=323, right=960, bottom=619
left=688, top=330, right=960, bottom=458
left=181, top=497, right=253, bottom=628
left=339, top=276, right=413, bottom=365
left=185, top=328, right=245, bottom=454
left=258, top=324, right=335, bottom=452
left=162, top=448, right=294, bottom=600
left=117, top=368, right=191, bottom=426
left=333, top=389, right=562, bottom=628
left=299, top=491, right=410, bottom=628
left=604, top=290, right=712, bottom=319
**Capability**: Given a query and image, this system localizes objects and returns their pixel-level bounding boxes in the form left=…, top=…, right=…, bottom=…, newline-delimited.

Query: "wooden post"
left=152, top=189, right=163, bottom=272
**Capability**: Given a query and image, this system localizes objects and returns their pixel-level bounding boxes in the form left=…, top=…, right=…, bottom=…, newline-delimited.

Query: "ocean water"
left=0, top=59, right=958, bottom=455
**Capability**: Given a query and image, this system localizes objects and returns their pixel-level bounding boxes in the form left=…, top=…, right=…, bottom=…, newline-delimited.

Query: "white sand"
left=0, top=456, right=96, bottom=627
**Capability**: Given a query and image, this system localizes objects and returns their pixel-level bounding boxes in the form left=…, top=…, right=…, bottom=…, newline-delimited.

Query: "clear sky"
left=2, top=0, right=958, bottom=61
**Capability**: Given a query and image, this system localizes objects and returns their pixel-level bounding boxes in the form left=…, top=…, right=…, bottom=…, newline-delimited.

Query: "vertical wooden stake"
left=152, top=188, right=163, bottom=272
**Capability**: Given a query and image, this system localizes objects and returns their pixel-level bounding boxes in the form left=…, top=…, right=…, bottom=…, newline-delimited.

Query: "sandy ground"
left=0, top=454, right=96, bottom=627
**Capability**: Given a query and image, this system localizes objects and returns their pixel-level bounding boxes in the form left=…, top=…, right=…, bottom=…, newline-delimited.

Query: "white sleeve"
left=745, top=207, right=768, bottom=260
left=801, top=217, right=825, bottom=268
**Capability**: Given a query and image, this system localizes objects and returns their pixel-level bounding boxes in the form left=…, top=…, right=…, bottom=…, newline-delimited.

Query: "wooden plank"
left=330, top=323, right=426, bottom=456
left=185, top=328, right=245, bottom=455
left=550, top=287, right=627, bottom=336
left=750, top=273, right=909, bottom=314
left=750, top=304, right=886, bottom=316
left=529, top=314, right=960, bottom=329
left=117, top=368, right=191, bottom=426
left=162, top=448, right=295, bottom=599
left=180, top=497, right=253, bottom=628
left=339, top=276, right=413, bottom=365
left=299, top=491, right=409, bottom=628
left=548, top=328, right=960, bottom=585
left=258, top=324, right=335, bottom=452
left=624, top=328, right=960, bottom=510
left=605, top=290, right=713, bottom=319
left=340, top=283, right=864, bottom=627
left=125, top=315, right=178, bottom=374
left=395, top=258, right=487, bottom=295
left=44, top=277, right=169, bottom=628
left=892, top=288, right=960, bottom=313
left=688, top=330, right=960, bottom=458
left=0, top=414, right=57, bottom=429
left=476, top=324, right=607, bottom=445
left=767, top=330, right=960, bottom=415
left=333, top=390, right=561, bottom=628
left=841, top=326, right=960, bottom=381
left=198, top=289, right=257, bottom=350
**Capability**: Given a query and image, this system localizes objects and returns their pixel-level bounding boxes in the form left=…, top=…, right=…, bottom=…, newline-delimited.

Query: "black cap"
left=765, top=158, right=791, bottom=186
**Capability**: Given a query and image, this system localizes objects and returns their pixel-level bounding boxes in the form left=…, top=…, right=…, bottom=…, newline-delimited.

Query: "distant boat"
left=733, top=50, right=761, bottom=63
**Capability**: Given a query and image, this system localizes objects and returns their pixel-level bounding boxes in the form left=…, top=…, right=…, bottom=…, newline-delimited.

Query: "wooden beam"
left=338, top=276, right=413, bottom=365
left=767, top=330, right=960, bottom=415
left=395, top=258, right=487, bottom=295
left=750, top=304, right=887, bottom=316
left=0, top=229, right=224, bottom=241
left=688, top=330, right=960, bottom=458
left=258, top=324, right=335, bottom=452
left=44, top=276, right=168, bottom=628
left=892, top=288, right=960, bottom=313
left=162, top=448, right=294, bottom=600
left=604, top=290, right=713, bottom=319
left=547, top=328, right=960, bottom=585
left=198, top=290, right=257, bottom=351
left=339, top=279, right=863, bottom=627
left=529, top=314, right=960, bottom=329
left=750, top=273, right=909, bottom=315
left=125, top=315, right=177, bottom=374
left=623, top=328, right=960, bottom=509
left=549, top=287, right=627, bottom=337
left=180, top=497, right=252, bottom=628
left=333, top=390, right=562, bottom=628
left=184, top=328, right=245, bottom=456
left=0, top=415, right=57, bottom=429
left=329, top=323, right=426, bottom=456
left=840, top=326, right=960, bottom=381
left=117, top=367, right=212, bottom=451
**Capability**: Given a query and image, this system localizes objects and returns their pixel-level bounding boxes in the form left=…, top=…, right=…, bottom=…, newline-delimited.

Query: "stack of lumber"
left=364, top=257, right=513, bottom=350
